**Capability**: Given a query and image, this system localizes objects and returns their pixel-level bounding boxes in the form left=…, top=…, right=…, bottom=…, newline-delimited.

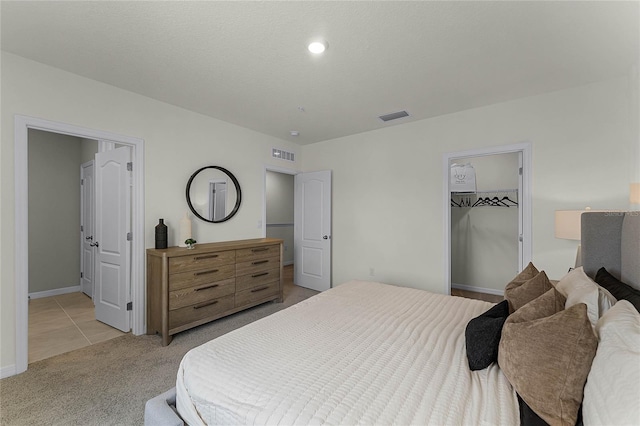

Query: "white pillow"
left=556, top=267, right=599, bottom=327
left=583, top=300, right=640, bottom=426
left=595, top=282, right=617, bottom=316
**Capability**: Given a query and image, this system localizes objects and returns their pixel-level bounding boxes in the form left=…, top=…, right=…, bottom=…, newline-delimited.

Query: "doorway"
left=442, top=142, right=532, bottom=295
left=265, top=170, right=295, bottom=266
left=13, top=115, right=145, bottom=376
left=26, top=130, right=129, bottom=363
left=263, top=166, right=333, bottom=292
left=450, top=152, right=520, bottom=295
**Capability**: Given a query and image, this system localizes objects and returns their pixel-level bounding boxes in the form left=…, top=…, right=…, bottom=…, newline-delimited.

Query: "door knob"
left=323, top=235, right=331, bottom=240
left=85, top=236, right=93, bottom=240
left=90, top=241, right=100, bottom=247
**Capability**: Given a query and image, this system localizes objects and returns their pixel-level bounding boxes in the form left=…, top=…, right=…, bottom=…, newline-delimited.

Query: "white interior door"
left=94, top=147, right=131, bottom=332
left=209, top=180, right=227, bottom=221
left=80, top=161, right=95, bottom=298
left=294, top=170, right=332, bottom=292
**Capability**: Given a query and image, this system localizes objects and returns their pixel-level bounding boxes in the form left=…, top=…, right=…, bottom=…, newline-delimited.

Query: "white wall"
left=27, top=130, right=83, bottom=294
left=79, top=138, right=98, bottom=164
left=450, top=153, right=519, bottom=292
left=0, top=52, right=300, bottom=371
left=265, top=171, right=294, bottom=265
left=301, top=74, right=638, bottom=293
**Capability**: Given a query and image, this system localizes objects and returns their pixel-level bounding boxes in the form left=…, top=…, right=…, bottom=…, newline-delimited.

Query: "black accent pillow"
left=518, top=394, right=549, bottom=426
left=595, top=267, right=640, bottom=313
left=517, top=394, right=584, bottom=426
left=465, top=300, right=509, bottom=370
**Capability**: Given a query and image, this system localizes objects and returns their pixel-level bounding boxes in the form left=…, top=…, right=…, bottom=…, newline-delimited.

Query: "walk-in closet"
left=450, top=152, right=522, bottom=295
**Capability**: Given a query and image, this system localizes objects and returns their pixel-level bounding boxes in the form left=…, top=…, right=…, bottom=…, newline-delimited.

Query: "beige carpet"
left=0, top=284, right=318, bottom=426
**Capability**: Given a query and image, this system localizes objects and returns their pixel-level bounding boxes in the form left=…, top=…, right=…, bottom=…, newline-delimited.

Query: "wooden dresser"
left=146, top=238, right=283, bottom=345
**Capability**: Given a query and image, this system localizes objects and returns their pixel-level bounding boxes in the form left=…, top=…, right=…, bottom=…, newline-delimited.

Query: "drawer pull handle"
left=251, top=260, right=269, bottom=265
left=193, top=300, right=219, bottom=310
left=251, top=286, right=269, bottom=293
left=251, top=272, right=269, bottom=278
left=194, top=254, right=218, bottom=260
left=195, top=284, right=219, bottom=291
left=194, top=269, right=219, bottom=276
left=251, top=248, right=269, bottom=252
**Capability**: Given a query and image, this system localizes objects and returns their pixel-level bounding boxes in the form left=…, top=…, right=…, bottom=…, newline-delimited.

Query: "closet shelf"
left=451, top=188, right=518, bottom=194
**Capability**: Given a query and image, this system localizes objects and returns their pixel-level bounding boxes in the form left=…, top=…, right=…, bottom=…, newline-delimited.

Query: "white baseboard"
left=452, top=283, right=504, bottom=297
left=0, top=364, right=17, bottom=379
left=29, top=285, right=81, bottom=300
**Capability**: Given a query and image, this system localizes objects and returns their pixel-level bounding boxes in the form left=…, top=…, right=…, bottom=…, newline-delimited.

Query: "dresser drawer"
left=147, top=239, right=283, bottom=345
left=235, top=280, right=280, bottom=307
left=169, top=294, right=235, bottom=330
left=169, top=263, right=235, bottom=291
left=236, top=255, right=280, bottom=277
left=169, top=250, right=235, bottom=274
left=236, top=267, right=280, bottom=292
left=169, top=278, right=235, bottom=310
left=236, top=245, right=280, bottom=263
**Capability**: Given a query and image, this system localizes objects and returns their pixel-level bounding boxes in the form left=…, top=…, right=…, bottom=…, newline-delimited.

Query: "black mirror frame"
left=185, top=165, right=242, bottom=223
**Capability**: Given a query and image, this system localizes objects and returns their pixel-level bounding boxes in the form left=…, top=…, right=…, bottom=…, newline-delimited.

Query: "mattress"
left=176, top=280, right=518, bottom=425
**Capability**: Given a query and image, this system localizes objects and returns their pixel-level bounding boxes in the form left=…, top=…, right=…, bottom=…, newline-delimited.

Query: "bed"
left=145, top=211, right=640, bottom=426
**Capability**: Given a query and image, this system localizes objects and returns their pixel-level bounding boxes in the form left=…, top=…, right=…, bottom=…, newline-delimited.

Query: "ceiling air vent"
left=272, top=148, right=295, bottom=162
left=379, top=110, right=410, bottom=122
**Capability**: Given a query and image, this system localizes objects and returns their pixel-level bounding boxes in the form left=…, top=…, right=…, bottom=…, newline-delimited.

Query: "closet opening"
left=442, top=142, right=532, bottom=296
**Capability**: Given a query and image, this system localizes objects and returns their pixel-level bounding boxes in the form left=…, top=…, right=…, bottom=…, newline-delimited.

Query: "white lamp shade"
left=554, top=210, right=584, bottom=240
left=631, top=183, right=640, bottom=204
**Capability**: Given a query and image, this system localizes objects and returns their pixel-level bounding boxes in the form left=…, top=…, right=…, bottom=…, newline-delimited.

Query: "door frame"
left=442, top=141, right=532, bottom=295
left=14, top=115, right=145, bottom=375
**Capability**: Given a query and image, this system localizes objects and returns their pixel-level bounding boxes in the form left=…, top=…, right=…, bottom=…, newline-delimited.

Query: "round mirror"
left=186, top=166, right=242, bottom=223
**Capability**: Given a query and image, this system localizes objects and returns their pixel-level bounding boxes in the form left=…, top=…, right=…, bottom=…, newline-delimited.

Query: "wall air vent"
left=272, top=148, right=295, bottom=162
left=379, top=110, right=410, bottom=122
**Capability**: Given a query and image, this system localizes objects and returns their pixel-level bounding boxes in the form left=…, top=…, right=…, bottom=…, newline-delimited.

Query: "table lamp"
left=555, top=209, right=588, bottom=268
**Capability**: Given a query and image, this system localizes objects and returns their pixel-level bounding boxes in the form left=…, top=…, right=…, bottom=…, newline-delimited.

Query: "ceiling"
left=1, top=1, right=638, bottom=145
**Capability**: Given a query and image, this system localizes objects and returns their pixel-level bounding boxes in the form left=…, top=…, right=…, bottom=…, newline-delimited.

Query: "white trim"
left=14, top=117, right=29, bottom=377
left=451, top=283, right=504, bottom=297
left=443, top=141, right=533, bottom=295
left=13, top=115, right=145, bottom=377
left=29, top=285, right=82, bottom=300
left=0, top=365, right=17, bottom=380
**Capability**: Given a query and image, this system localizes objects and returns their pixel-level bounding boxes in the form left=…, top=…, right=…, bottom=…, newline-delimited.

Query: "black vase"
left=155, top=219, right=168, bottom=249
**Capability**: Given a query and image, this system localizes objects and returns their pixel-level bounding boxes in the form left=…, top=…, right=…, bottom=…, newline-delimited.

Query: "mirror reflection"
left=186, top=166, right=241, bottom=223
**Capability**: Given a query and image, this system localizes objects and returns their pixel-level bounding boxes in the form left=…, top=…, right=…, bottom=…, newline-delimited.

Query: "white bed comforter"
left=176, top=280, right=518, bottom=425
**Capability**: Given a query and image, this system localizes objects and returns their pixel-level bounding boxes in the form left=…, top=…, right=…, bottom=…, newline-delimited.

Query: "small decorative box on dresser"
left=147, top=238, right=283, bottom=345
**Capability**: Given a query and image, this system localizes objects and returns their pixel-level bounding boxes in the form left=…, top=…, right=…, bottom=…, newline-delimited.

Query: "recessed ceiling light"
left=308, top=40, right=327, bottom=54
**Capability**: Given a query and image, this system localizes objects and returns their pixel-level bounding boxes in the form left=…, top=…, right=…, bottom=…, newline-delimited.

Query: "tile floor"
left=28, top=292, right=125, bottom=363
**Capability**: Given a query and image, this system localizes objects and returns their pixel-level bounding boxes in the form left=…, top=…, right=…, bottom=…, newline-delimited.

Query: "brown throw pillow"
left=507, top=262, right=540, bottom=288
left=498, top=288, right=597, bottom=426
left=505, top=270, right=553, bottom=313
